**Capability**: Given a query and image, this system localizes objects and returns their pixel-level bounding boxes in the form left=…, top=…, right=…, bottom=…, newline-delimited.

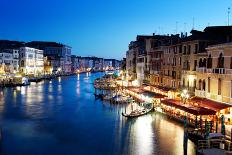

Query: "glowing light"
left=183, top=89, right=187, bottom=94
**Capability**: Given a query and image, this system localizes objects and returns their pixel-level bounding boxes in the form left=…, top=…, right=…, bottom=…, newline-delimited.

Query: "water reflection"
left=127, top=116, right=154, bottom=155
left=0, top=73, right=195, bottom=155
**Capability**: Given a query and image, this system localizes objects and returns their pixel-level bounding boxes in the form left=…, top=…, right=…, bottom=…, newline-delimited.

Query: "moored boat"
left=122, top=103, right=153, bottom=118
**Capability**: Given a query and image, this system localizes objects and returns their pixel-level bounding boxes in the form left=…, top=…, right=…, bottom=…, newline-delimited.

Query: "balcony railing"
left=213, top=68, right=225, bottom=74
left=195, top=89, right=206, bottom=98
left=150, top=70, right=160, bottom=74
left=196, top=67, right=207, bottom=73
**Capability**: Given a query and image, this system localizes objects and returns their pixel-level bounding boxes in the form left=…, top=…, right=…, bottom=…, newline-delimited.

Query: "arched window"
left=207, top=54, right=212, bottom=68
left=218, top=53, right=224, bottom=68
left=203, top=58, right=207, bottom=67
left=230, top=57, right=232, bottom=69
left=21, top=60, right=24, bottom=67
left=199, top=79, right=202, bottom=90
left=199, top=58, right=203, bottom=67
left=194, top=79, right=197, bottom=90
left=202, top=80, right=206, bottom=90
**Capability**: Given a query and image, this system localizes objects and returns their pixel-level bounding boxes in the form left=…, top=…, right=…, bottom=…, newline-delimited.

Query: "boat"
left=122, top=104, right=153, bottom=118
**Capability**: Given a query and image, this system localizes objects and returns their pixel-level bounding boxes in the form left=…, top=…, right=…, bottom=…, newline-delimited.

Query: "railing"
left=196, top=68, right=232, bottom=75
left=196, top=67, right=207, bottom=73
left=195, top=89, right=206, bottom=98
left=213, top=68, right=225, bottom=74
left=150, top=70, right=160, bottom=74
left=198, top=139, right=232, bottom=154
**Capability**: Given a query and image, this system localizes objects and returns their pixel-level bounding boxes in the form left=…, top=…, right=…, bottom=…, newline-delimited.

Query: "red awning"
left=142, top=90, right=167, bottom=98
left=191, top=97, right=231, bottom=111
left=161, top=99, right=216, bottom=115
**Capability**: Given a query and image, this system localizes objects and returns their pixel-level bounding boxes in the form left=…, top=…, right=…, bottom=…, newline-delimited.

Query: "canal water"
left=0, top=72, right=196, bottom=155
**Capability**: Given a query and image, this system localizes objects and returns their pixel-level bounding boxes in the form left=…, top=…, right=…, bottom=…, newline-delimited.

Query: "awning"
left=149, top=85, right=177, bottom=92
left=191, top=97, right=231, bottom=111
left=161, top=99, right=216, bottom=115
left=142, top=90, right=167, bottom=98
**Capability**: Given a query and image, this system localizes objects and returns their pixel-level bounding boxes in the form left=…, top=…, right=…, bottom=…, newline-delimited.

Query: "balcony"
left=212, top=68, right=225, bottom=74
left=195, top=89, right=206, bottom=98
left=150, top=70, right=160, bottom=75
left=196, top=67, right=207, bottom=73
left=206, top=93, right=222, bottom=103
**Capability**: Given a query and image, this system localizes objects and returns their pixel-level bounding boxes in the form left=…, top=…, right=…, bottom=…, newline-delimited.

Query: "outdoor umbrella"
left=221, top=115, right=225, bottom=135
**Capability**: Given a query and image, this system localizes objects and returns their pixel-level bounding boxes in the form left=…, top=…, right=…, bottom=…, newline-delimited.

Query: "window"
left=194, top=60, right=197, bottom=71
left=184, top=46, right=186, bottom=54
left=199, top=58, right=203, bottom=67
left=208, top=78, right=210, bottom=93
left=199, top=80, right=202, bottom=90
left=187, top=45, right=191, bottom=54
left=218, top=78, right=222, bottom=95
left=194, top=44, right=198, bottom=54
left=194, top=79, right=196, bottom=90
left=217, top=53, right=224, bottom=68
left=202, top=80, right=206, bottom=91
left=179, top=57, right=182, bottom=65
left=207, top=54, right=212, bottom=68
left=230, top=57, right=232, bottom=69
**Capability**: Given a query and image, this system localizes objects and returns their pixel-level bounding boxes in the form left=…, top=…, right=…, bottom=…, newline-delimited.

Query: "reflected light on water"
left=77, top=74, right=80, bottom=81
left=21, top=86, right=26, bottom=95
left=58, top=77, right=61, bottom=83
left=58, top=84, right=62, bottom=93
left=128, top=116, right=154, bottom=155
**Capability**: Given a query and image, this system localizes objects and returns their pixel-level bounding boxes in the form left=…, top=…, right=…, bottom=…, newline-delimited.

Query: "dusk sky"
left=1, top=0, right=232, bottom=59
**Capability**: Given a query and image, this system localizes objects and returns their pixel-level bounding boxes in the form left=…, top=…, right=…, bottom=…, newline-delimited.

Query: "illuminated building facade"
left=19, top=47, right=44, bottom=75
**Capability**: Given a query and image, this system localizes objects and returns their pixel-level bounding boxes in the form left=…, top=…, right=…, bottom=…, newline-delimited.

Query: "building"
left=0, top=49, right=14, bottom=74
left=126, top=42, right=137, bottom=80
left=120, top=58, right=126, bottom=71
left=71, top=55, right=81, bottom=73
left=195, top=43, right=232, bottom=103
left=26, top=41, right=72, bottom=74
left=19, top=47, right=44, bottom=76
left=79, top=57, right=93, bottom=72
left=181, top=27, right=232, bottom=94
left=92, top=57, right=104, bottom=71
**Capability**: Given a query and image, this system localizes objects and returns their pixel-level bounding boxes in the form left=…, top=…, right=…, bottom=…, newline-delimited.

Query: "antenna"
left=228, top=7, right=231, bottom=26
left=184, top=22, right=186, bottom=33
left=176, top=21, right=178, bottom=34
left=192, top=17, right=195, bottom=30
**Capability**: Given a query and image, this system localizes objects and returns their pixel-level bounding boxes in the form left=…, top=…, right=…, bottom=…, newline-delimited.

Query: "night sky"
left=0, top=0, right=231, bottom=59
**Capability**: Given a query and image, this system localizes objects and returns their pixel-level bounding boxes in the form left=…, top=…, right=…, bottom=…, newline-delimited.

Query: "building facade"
left=19, top=47, right=44, bottom=76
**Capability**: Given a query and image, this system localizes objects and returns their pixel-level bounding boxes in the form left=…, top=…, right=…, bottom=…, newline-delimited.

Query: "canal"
left=0, top=72, right=196, bottom=155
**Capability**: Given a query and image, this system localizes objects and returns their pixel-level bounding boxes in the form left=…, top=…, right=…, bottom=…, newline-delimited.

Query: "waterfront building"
left=181, top=26, right=232, bottom=94
left=0, top=49, right=14, bottom=74
left=92, top=57, right=104, bottom=71
left=79, top=57, right=93, bottom=72
left=19, top=47, right=44, bottom=76
left=120, top=58, right=126, bottom=71
left=26, top=41, right=72, bottom=74
left=135, top=36, right=150, bottom=85
left=71, top=55, right=81, bottom=73
left=12, top=49, right=20, bottom=72
left=162, top=35, right=182, bottom=90
left=104, top=59, right=115, bottom=70
left=0, top=49, right=20, bottom=74
left=126, top=42, right=137, bottom=80
left=195, top=43, right=232, bottom=103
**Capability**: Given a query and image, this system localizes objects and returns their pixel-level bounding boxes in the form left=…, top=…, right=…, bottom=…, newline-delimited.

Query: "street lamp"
left=181, top=89, right=189, bottom=104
